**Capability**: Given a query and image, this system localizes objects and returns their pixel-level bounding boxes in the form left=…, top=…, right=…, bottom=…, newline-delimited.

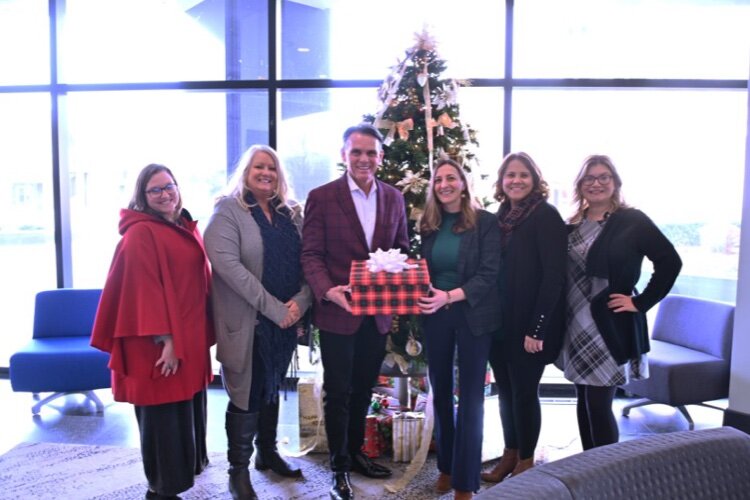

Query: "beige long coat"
left=204, top=196, right=312, bottom=410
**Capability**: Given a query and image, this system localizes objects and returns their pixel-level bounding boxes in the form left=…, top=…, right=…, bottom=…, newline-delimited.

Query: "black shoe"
left=145, top=491, right=182, bottom=500
left=255, top=447, right=303, bottom=478
left=350, top=452, right=392, bottom=478
left=228, top=467, right=258, bottom=500
left=330, top=472, right=354, bottom=500
left=255, top=399, right=303, bottom=478
left=226, top=410, right=259, bottom=500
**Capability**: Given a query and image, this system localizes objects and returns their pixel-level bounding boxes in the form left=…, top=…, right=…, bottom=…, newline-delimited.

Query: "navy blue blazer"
left=421, top=209, right=502, bottom=336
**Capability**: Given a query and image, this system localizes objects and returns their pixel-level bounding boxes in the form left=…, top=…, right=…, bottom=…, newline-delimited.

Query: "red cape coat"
left=91, top=209, right=214, bottom=406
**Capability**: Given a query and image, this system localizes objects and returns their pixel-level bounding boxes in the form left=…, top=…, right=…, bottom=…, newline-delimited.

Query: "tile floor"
left=0, top=374, right=727, bottom=460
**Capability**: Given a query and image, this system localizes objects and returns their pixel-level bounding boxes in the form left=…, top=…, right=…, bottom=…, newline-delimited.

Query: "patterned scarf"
left=497, top=191, right=545, bottom=247
left=244, top=192, right=301, bottom=403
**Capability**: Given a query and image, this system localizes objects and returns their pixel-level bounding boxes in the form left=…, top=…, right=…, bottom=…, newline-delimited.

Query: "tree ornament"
left=406, top=335, right=423, bottom=357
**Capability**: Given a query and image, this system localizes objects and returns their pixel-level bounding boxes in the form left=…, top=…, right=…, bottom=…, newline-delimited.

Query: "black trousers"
left=488, top=343, right=545, bottom=460
left=575, top=383, right=619, bottom=450
left=319, top=317, right=387, bottom=472
left=134, top=389, right=208, bottom=496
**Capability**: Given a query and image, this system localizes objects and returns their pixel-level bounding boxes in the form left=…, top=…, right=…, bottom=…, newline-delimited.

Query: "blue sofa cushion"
left=9, top=337, right=111, bottom=393
left=623, top=339, right=729, bottom=406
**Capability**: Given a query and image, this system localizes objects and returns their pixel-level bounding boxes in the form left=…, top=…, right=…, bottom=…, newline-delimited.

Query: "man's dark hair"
left=342, top=123, right=385, bottom=145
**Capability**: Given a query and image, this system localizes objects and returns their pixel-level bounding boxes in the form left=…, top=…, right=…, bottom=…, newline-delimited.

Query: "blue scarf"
left=245, top=192, right=301, bottom=403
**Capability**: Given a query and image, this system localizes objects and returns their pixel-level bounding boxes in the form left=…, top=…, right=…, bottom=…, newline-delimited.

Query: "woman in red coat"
left=91, top=164, right=214, bottom=500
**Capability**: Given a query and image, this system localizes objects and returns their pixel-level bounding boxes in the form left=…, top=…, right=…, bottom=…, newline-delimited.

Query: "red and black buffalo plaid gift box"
left=349, top=258, right=430, bottom=316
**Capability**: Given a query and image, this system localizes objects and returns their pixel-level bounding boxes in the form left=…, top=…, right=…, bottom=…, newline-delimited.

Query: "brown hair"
left=493, top=152, right=549, bottom=203
left=420, top=158, right=479, bottom=235
left=128, top=163, right=183, bottom=222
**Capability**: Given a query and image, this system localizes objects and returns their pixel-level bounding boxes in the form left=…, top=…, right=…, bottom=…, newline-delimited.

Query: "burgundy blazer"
left=301, top=174, right=409, bottom=335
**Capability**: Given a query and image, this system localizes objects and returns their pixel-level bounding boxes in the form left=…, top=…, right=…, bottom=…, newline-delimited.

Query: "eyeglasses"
left=145, top=183, right=178, bottom=196
left=581, top=174, right=613, bottom=186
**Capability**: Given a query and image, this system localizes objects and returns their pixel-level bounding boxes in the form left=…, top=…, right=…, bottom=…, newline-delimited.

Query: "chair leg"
left=84, top=390, right=105, bottom=413
left=623, top=399, right=699, bottom=430
left=676, top=406, right=695, bottom=430
left=30, top=391, right=105, bottom=415
left=621, top=398, right=654, bottom=417
left=31, top=392, right=69, bottom=415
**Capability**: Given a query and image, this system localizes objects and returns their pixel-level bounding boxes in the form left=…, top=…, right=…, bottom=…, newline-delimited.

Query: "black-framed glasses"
left=581, top=174, right=613, bottom=186
left=145, top=183, right=178, bottom=196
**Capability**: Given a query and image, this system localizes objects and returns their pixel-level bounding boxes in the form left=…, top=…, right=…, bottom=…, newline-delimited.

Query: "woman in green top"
left=418, top=158, right=502, bottom=499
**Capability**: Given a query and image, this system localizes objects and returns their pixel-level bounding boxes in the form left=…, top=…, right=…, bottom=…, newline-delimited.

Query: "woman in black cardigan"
left=558, top=155, right=681, bottom=450
left=482, top=152, right=567, bottom=483
left=419, top=159, right=502, bottom=499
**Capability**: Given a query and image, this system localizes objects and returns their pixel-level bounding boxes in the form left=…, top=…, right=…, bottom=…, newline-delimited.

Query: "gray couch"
left=476, top=427, right=750, bottom=499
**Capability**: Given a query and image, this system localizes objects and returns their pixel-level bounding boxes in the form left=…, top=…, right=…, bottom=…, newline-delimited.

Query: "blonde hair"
left=420, top=158, right=480, bottom=235
left=568, top=154, right=629, bottom=224
left=218, top=145, right=293, bottom=212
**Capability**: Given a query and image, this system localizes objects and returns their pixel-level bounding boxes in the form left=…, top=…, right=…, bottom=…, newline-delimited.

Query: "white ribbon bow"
left=366, top=248, right=417, bottom=273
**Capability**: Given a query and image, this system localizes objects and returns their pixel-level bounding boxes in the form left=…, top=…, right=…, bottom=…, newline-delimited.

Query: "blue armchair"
left=9, top=288, right=111, bottom=415
left=621, top=294, right=734, bottom=429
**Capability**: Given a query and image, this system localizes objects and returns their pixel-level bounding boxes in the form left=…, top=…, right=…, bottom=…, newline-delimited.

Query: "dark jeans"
left=488, top=342, right=545, bottom=460
left=319, top=317, right=387, bottom=472
left=423, top=305, right=491, bottom=493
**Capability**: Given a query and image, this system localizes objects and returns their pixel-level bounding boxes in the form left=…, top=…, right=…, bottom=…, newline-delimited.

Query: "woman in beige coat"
left=204, top=145, right=312, bottom=500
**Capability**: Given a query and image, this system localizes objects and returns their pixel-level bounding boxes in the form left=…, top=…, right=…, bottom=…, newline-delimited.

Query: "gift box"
left=392, top=411, right=425, bottom=462
left=362, top=415, right=385, bottom=458
left=349, top=258, right=430, bottom=316
left=298, top=376, right=328, bottom=453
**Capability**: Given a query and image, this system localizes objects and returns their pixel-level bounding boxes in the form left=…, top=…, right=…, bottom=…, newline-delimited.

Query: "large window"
left=0, top=0, right=748, bottom=368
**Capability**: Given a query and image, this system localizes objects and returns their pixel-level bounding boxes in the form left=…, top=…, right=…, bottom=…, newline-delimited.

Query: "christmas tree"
left=364, top=30, right=481, bottom=371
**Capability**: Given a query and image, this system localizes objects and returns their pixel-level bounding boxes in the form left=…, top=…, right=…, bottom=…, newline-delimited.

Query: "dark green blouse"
left=431, top=211, right=462, bottom=291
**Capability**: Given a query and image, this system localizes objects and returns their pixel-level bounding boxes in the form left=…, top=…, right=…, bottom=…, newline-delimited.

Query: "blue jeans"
left=424, top=304, right=491, bottom=492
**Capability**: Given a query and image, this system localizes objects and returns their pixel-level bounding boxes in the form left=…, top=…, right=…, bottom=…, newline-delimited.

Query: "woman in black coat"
left=558, top=154, right=681, bottom=450
left=482, top=152, right=567, bottom=483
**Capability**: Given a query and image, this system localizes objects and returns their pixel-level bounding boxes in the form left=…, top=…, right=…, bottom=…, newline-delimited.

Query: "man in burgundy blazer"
left=302, top=123, right=409, bottom=500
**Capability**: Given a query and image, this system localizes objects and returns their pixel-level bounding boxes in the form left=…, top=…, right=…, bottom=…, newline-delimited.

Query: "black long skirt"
left=134, top=389, right=209, bottom=496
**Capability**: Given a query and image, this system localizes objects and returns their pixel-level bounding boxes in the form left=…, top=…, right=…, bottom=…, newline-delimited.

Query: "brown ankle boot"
left=480, top=448, right=518, bottom=483
left=436, top=472, right=452, bottom=493
left=510, top=457, right=534, bottom=477
left=454, top=490, right=472, bottom=500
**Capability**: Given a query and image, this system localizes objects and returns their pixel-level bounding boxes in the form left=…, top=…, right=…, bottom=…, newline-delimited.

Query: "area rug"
left=0, top=439, right=579, bottom=500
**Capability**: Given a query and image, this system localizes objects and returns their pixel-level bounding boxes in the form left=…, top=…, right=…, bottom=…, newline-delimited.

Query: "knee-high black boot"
left=226, top=411, right=259, bottom=500
left=254, top=399, right=302, bottom=478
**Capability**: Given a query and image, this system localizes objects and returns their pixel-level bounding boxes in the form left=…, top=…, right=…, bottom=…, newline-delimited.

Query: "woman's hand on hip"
left=607, top=293, right=638, bottom=313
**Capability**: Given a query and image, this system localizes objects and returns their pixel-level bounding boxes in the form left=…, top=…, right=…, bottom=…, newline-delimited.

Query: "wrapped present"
left=350, top=258, right=430, bottom=316
left=377, top=412, right=394, bottom=454
left=392, top=411, right=425, bottom=462
left=298, top=376, right=328, bottom=453
left=362, top=415, right=385, bottom=458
